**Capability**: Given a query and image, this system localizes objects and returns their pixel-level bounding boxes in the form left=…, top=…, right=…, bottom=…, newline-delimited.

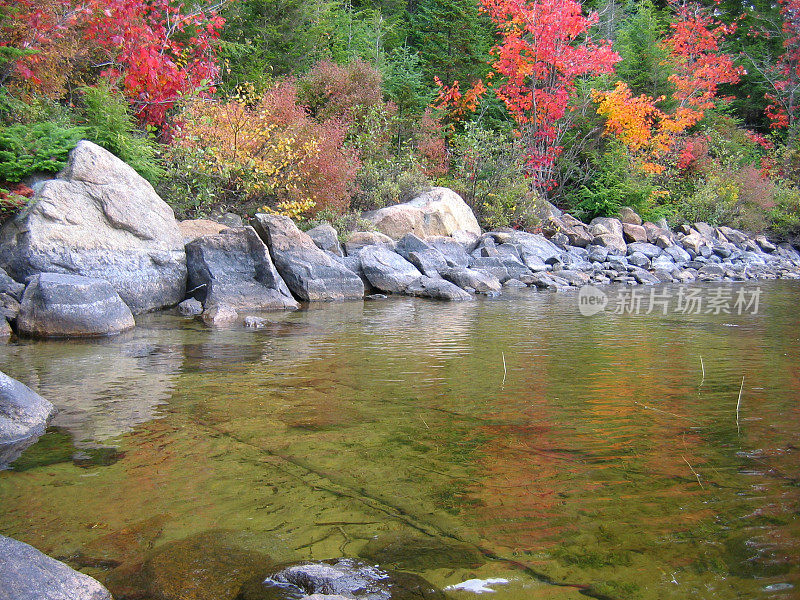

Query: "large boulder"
left=0, top=371, right=56, bottom=468
left=441, top=267, right=502, bottom=293
left=0, top=141, right=186, bottom=314
left=0, top=535, right=112, bottom=600
left=178, top=219, right=229, bottom=244
left=343, top=231, right=395, bottom=256
left=363, top=187, right=481, bottom=240
left=404, top=276, right=473, bottom=301
left=252, top=215, right=364, bottom=301
left=359, top=246, right=423, bottom=293
left=185, top=227, right=298, bottom=311
left=16, top=273, right=135, bottom=338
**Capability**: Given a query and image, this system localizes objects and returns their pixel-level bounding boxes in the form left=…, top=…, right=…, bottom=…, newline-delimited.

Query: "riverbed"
left=1, top=281, right=798, bottom=599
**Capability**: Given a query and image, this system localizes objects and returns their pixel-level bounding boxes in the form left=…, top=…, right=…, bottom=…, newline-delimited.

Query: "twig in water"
left=633, top=401, right=697, bottom=423
left=501, top=352, right=507, bottom=387
left=736, top=376, right=744, bottom=435
left=700, top=356, right=705, bottom=386
left=419, top=415, right=430, bottom=430
left=682, top=455, right=705, bottom=489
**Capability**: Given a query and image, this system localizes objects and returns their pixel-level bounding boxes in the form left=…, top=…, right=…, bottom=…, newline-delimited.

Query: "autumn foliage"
left=168, top=80, right=359, bottom=215
left=0, top=0, right=224, bottom=129
left=437, top=0, right=619, bottom=189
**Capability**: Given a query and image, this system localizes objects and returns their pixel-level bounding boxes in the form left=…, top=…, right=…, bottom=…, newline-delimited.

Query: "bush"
left=444, top=121, right=533, bottom=229
left=160, top=80, right=360, bottom=219
left=79, top=83, right=163, bottom=185
left=0, top=121, right=86, bottom=182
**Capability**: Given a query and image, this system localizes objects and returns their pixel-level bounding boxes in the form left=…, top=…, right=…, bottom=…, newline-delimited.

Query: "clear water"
left=1, top=281, right=798, bottom=600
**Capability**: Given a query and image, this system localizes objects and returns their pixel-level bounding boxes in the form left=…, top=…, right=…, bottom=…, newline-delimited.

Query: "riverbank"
left=0, top=141, right=798, bottom=339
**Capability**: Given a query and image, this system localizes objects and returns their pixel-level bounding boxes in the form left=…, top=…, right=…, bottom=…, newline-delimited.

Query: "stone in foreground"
left=0, top=371, right=56, bottom=468
left=17, top=273, right=135, bottom=338
left=252, top=215, right=364, bottom=301
left=185, top=227, right=298, bottom=311
left=405, top=276, right=473, bottom=301
left=0, top=535, right=112, bottom=600
left=0, top=141, right=186, bottom=314
left=240, top=558, right=444, bottom=600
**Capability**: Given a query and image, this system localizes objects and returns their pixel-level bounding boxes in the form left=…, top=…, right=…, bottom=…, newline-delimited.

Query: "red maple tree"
left=438, top=0, right=619, bottom=190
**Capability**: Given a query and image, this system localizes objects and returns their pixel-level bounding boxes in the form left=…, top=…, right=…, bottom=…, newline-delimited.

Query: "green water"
left=1, top=282, right=798, bottom=600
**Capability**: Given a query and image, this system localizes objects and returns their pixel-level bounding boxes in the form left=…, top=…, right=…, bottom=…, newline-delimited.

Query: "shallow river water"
left=1, top=281, right=799, bottom=600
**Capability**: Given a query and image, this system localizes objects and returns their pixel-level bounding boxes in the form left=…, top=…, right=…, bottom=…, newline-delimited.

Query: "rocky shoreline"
left=0, top=140, right=797, bottom=337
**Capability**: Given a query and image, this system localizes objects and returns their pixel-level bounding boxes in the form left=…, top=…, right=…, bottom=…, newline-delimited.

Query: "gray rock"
left=307, top=223, right=343, bottom=256
left=520, top=252, right=549, bottom=272
left=663, top=244, right=691, bottom=263
left=425, top=236, right=472, bottom=268
left=651, top=255, right=677, bottom=271
left=0, top=319, right=10, bottom=338
left=0, top=141, right=186, bottom=314
left=469, top=256, right=511, bottom=282
left=550, top=231, right=570, bottom=247
left=343, top=231, right=395, bottom=256
left=252, top=215, right=364, bottom=302
left=0, top=293, right=20, bottom=323
left=627, top=242, right=662, bottom=259
left=680, top=233, right=704, bottom=254
left=0, top=371, right=56, bottom=468
left=693, top=222, right=717, bottom=240
left=359, top=246, right=422, bottom=293
left=249, top=558, right=444, bottom=600
left=503, top=278, right=527, bottom=288
left=630, top=268, right=660, bottom=285
left=594, top=233, right=627, bottom=256
left=177, top=298, right=203, bottom=316
left=186, top=227, right=298, bottom=311
left=512, top=231, right=563, bottom=263
left=243, top=316, right=269, bottom=329
left=557, top=270, right=592, bottom=286
left=407, top=250, right=449, bottom=277
left=441, top=267, right=502, bottom=293
left=717, top=226, right=749, bottom=246
left=755, top=235, right=776, bottom=253
left=643, top=222, right=671, bottom=245
left=404, top=276, right=473, bottom=301
left=587, top=245, right=609, bottom=263
left=698, top=264, right=726, bottom=278
left=589, top=217, right=624, bottom=238
left=628, top=251, right=651, bottom=269
left=0, top=535, right=112, bottom=599
left=0, top=267, right=24, bottom=301
left=17, top=273, right=135, bottom=338
left=394, top=233, right=432, bottom=258
left=214, top=212, right=244, bottom=228
left=177, top=219, right=229, bottom=244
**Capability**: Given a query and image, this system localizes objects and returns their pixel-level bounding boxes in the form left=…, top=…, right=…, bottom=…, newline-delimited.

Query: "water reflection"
left=0, top=282, right=797, bottom=600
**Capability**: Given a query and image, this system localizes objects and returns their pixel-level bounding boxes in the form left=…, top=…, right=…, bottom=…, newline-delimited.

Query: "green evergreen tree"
left=407, top=0, right=493, bottom=87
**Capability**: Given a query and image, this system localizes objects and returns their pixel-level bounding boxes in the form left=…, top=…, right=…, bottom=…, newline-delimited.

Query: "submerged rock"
left=0, top=141, right=186, bottom=314
left=240, top=558, right=444, bottom=600
left=0, top=370, right=57, bottom=468
left=0, top=535, right=112, bottom=600
left=16, top=273, right=135, bottom=338
left=137, top=530, right=282, bottom=600
left=359, top=531, right=484, bottom=572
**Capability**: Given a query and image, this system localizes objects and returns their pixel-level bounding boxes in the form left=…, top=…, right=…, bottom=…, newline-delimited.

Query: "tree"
left=407, top=0, right=493, bottom=87
left=439, top=0, right=619, bottom=191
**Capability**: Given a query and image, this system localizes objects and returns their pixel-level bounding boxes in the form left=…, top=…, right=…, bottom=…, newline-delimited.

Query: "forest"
left=0, top=0, right=798, bottom=240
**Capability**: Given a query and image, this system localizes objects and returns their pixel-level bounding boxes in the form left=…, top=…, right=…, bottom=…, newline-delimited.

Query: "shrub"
left=79, top=82, right=163, bottom=184
left=0, top=121, right=86, bottom=182
left=161, top=80, right=360, bottom=219
left=297, top=59, right=384, bottom=125
left=444, top=121, right=544, bottom=229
